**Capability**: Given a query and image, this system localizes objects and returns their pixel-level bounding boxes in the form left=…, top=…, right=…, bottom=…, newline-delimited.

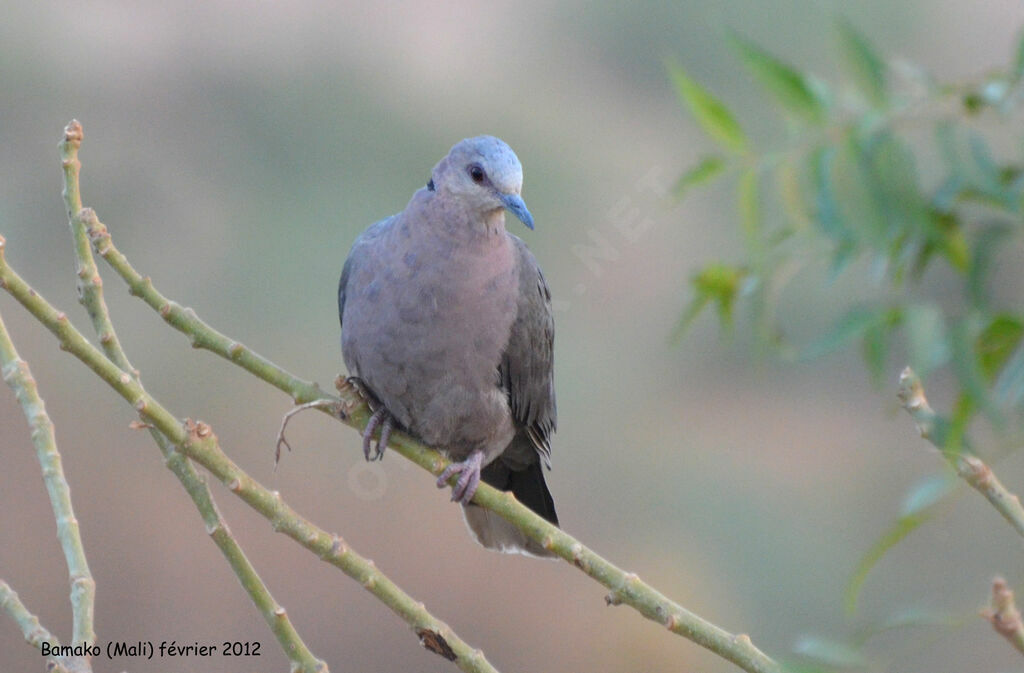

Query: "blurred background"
left=2, top=1, right=1023, bottom=671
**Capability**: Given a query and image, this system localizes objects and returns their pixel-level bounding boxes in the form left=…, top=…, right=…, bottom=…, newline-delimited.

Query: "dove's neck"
left=481, top=209, right=507, bottom=237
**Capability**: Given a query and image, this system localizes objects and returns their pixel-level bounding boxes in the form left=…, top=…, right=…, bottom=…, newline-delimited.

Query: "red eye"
left=468, top=165, right=486, bottom=183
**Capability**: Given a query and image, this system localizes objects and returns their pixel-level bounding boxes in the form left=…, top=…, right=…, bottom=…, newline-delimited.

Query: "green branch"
left=71, top=129, right=780, bottom=673
left=0, top=579, right=60, bottom=650
left=0, top=237, right=499, bottom=673
left=898, top=367, right=1024, bottom=537
left=0, top=309, right=96, bottom=651
left=59, top=121, right=327, bottom=673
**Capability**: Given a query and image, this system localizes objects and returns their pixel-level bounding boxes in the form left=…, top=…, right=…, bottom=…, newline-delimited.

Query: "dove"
left=338, top=136, right=557, bottom=556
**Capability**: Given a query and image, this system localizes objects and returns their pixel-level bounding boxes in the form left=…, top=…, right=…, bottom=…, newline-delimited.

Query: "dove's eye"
left=468, top=164, right=486, bottom=184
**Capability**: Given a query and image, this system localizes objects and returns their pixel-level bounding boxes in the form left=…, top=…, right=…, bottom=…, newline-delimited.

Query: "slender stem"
left=0, top=579, right=60, bottom=650
left=0, top=309, right=96, bottom=649
left=48, top=121, right=781, bottom=673
left=0, top=241, right=499, bottom=673
left=81, top=203, right=780, bottom=673
left=898, top=367, right=1024, bottom=538
left=58, top=121, right=327, bottom=673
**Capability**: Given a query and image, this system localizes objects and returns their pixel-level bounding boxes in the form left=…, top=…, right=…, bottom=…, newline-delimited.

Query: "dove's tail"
left=462, top=460, right=558, bottom=558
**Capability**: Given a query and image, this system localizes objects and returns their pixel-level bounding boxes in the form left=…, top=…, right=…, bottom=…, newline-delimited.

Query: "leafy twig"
left=981, top=576, right=1024, bottom=655
left=59, top=121, right=327, bottom=673
left=73, top=132, right=780, bottom=673
left=897, top=367, right=1024, bottom=537
left=0, top=238, right=499, bottom=673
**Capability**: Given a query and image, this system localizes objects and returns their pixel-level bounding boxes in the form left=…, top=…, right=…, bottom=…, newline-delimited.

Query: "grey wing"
left=500, top=236, right=556, bottom=466
left=338, top=215, right=394, bottom=331
left=338, top=254, right=354, bottom=330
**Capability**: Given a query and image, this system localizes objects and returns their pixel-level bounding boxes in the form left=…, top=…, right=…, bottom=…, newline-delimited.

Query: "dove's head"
left=430, top=135, right=534, bottom=229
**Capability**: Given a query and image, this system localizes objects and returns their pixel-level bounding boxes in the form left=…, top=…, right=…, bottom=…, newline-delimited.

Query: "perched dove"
left=338, top=136, right=557, bottom=556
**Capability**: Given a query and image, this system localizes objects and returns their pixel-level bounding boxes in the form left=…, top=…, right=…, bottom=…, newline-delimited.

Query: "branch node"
left=963, top=455, right=992, bottom=488
left=982, top=576, right=1024, bottom=655
left=416, top=628, right=457, bottom=662
left=63, top=120, right=83, bottom=145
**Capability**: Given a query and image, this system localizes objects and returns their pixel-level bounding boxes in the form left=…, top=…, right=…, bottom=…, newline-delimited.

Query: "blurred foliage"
left=671, top=18, right=1024, bottom=671
left=672, top=18, right=1024, bottom=446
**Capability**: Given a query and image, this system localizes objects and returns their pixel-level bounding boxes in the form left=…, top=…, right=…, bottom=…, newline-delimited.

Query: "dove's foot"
left=346, top=376, right=373, bottom=401
left=362, top=406, right=394, bottom=462
left=436, top=450, right=484, bottom=504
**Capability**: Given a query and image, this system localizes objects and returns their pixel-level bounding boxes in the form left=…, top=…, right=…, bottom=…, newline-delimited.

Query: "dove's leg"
left=347, top=376, right=395, bottom=462
left=436, top=450, right=484, bottom=504
left=362, top=406, right=394, bottom=461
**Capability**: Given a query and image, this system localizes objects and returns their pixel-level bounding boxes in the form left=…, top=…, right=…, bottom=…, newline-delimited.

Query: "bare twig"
left=72, top=131, right=780, bottom=673
left=0, top=579, right=60, bottom=650
left=0, top=309, right=96, bottom=657
left=59, top=120, right=327, bottom=673
left=897, top=367, right=1024, bottom=538
left=981, top=577, right=1024, bottom=656
left=0, top=239, right=500, bottom=673
left=276, top=398, right=341, bottom=465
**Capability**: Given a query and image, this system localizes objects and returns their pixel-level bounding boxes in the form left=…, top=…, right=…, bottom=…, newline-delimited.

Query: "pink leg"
left=436, top=450, right=484, bottom=504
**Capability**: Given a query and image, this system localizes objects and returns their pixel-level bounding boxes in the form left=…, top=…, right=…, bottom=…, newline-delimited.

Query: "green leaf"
left=810, top=145, right=852, bottom=249
left=836, top=18, right=887, bottom=105
left=1013, top=29, right=1024, bottom=83
left=672, top=155, right=727, bottom=199
left=738, top=168, right=762, bottom=259
left=845, top=476, right=954, bottom=613
left=950, top=317, right=1002, bottom=428
left=977, top=314, right=1024, bottom=382
left=776, top=158, right=812, bottom=229
left=669, top=293, right=711, bottom=344
left=862, top=310, right=901, bottom=385
left=801, top=306, right=876, bottom=360
left=670, top=264, right=747, bottom=342
left=854, top=607, right=961, bottom=644
left=900, top=474, right=957, bottom=517
left=792, top=636, right=867, bottom=669
left=968, top=224, right=1012, bottom=305
left=994, top=340, right=1024, bottom=409
left=730, top=32, right=826, bottom=124
left=668, top=60, right=749, bottom=153
left=904, top=303, right=950, bottom=378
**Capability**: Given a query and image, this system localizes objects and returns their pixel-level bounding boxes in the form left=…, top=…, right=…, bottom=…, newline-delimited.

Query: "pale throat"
left=482, top=208, right=507, bottom=237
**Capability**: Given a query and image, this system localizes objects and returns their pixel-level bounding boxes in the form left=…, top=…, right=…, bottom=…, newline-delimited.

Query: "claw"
left=436, top=450, right=484, bottom=504
left=362, top=406, right=393, bottom=461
